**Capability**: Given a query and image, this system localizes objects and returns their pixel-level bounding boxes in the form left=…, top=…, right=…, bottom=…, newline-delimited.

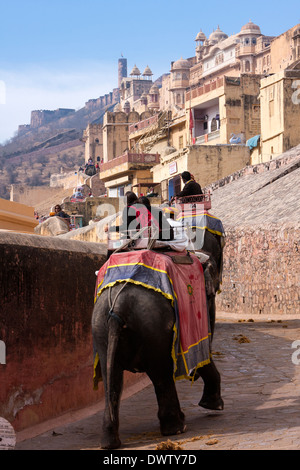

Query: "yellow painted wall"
left=187, top=145, right=250, bottom=187
left=260, top=70, right=300, bottom=161
left=269, top=24, right=300, bottom=73
left=152, top=152, right=188, bottom=186
left=152, top=144, right=250, bottom=191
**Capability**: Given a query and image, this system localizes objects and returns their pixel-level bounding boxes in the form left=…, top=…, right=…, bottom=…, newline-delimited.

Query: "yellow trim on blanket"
left=106, top=261, right=175, bottom=291
left=95, top=259, right=179, bottom=304
left=178, top=212, right=221, bottom=221
left=171, top=323, right=178, bottom=380
left=175, top=358, right=211, bottom=385
left=178, top=333, right=210, bottom=355
left=95, top=278, right=175, bottom=306
left=191, top=226, right=225, bottom=237
left=174, top=357, right=212, bottom=383
left=93, top=352, right=100, bottom=390
left=180, top=342, right=189, bottom=376
left=171, top=323, right=211, bottom=382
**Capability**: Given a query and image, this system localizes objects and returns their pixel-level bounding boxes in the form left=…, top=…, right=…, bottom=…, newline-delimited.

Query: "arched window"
left=211, top=118, right=217, bottom=132
left=245, top=60, right=250, bottom=72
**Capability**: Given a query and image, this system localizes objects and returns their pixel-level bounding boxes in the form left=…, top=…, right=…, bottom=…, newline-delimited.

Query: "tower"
left=118, top=57, right=127, bottom=89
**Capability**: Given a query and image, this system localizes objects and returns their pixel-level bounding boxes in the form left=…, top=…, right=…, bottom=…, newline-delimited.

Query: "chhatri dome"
left=148, top=84, right=159, bottom=94
left=208, top=26, right=228, bottom=44
left=172, top=57, right=190, bottom=70
left=240, top=20, right=261, bottom=35
left=130, top=65, right=141, bottom=76
left=142, top=65, right=153, bottom=77
left=195, top=29, right=206, bottom=42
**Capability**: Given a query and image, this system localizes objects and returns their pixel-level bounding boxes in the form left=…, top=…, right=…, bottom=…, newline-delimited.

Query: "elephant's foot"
left=161, top=423, right=187, bottom=436
left=198, top=393, right=224, bottom=411
left=101, top=425, right=121, bottom=450
left=101, top=434, right=121, bottom=450
left=160, top=411, right=186, bottom=436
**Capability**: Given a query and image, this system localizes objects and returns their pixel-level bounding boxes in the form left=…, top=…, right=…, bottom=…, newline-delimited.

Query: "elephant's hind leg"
left=149, top=371, right=186, bottom=436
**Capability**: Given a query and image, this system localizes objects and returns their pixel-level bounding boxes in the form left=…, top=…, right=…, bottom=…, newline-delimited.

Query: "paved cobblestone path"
left=16, top=314, right=300, bottom=451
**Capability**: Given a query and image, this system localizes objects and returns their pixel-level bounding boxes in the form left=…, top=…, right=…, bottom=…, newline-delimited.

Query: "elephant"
left=91, top=232, right=224, bottom=449
left=85, top=165, right=96, bottom=176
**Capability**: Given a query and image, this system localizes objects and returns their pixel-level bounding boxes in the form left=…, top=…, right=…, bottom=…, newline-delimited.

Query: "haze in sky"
left=0, top=0, right=299, bottom=143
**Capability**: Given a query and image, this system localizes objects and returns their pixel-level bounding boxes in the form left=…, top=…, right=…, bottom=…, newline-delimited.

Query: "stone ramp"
left=15, top=315, right=300, bottom=451
left=208, top=147, right=300, bottom=229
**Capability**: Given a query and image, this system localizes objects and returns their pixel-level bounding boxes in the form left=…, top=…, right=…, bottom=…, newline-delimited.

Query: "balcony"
left=186, top=77, right=224, bottom=102
left=128, top=114, right=159, bottom=135
left=235, top=44, right=256, bottom=57
left=100, top=151, right=160, bottom=181
left=195, top=129, right=220, bottom=144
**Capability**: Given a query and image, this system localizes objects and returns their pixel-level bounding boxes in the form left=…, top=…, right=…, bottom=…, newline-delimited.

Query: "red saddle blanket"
left=95, top=249, right=211, bottom=381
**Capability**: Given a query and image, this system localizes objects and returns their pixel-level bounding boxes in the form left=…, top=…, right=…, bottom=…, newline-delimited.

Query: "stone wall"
left=63, top=196, right=120, bottom=226
left=0, top=233, right=142, bottom=431
left=11, top=185, right=64, bottom=207
left=216, top=225, right=300, bottom=316
left=30, top=109, right=75, bottom=128
left=87, top=173, right=106, bottom=196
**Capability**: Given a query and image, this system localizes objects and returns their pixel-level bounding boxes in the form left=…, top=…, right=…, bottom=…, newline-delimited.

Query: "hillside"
left=0, top=98, right=117, bottom=199
left=0, top=138, right=85, bottom=199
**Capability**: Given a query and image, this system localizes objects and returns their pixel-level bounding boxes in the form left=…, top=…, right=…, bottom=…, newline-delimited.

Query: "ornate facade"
left=84, top=22, right=300, bottom=199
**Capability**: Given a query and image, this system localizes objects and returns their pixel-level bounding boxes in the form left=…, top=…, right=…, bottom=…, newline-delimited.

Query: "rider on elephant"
left=135, top=196, right=174, bottom=241
left=175, top=171, right=203, bottom=198
left=108, top=191, right=138, bottom=235
left=108, top=193, right=174, bottom=242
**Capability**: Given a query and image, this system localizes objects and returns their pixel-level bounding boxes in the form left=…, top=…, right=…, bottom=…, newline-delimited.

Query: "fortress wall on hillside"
left=0, top=233, right=143, bottom=432
left=216, top=225, right=300, bottom=316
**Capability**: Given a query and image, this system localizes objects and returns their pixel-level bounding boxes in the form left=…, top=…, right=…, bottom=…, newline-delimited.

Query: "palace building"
left=83, top=22, right=300, bottom=200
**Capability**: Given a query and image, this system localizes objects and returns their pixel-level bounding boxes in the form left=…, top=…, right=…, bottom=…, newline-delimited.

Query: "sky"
left=0, top=0, right=299, bottom=144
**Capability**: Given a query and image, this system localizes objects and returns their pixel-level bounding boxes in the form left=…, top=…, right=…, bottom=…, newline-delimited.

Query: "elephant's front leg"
left=101, top=363, right=124, bottom=449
